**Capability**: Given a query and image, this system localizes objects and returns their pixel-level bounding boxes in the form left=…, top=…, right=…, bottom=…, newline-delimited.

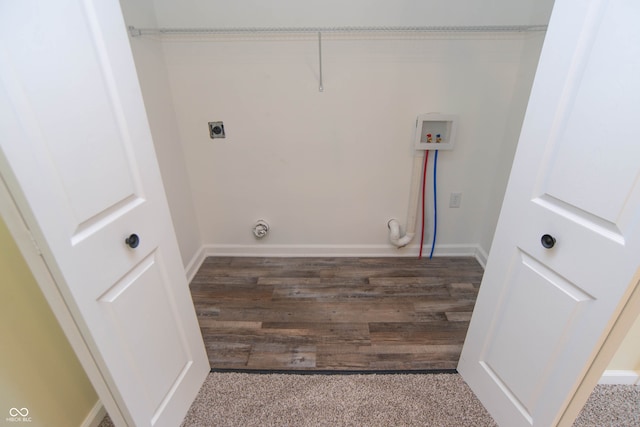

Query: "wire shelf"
left=128, top=25, right=547, bottom=37
left=127, top=24, right=547, bottom=93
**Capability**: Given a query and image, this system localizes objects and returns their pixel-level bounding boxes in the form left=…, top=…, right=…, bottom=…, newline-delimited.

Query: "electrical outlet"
left=450, top=192, right=462, bottom=208
left=208, top=121, right=225, bottom=139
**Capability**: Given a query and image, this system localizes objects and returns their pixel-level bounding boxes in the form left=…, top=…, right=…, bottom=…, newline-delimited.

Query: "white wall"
left=478, top=37, right=547, bottom=255
left=160, top=33, right=532, bottom=257
left=151, top=0, right=546, bottom=28
left=119, top=0, right=202, bottom=268
left=134, top=1, right=555, bottom=259
left=121, top=1, right=558, bottom=259
left=478, top=0, right=554, bottom=257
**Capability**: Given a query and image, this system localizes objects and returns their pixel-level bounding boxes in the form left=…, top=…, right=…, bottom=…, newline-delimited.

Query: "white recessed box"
left=414, top=113, right=458, bottom=151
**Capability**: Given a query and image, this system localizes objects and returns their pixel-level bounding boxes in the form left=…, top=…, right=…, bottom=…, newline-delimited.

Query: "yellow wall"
left=0, top=216, right=98, bottom=427
left=608, top=313, right=640, bottom=371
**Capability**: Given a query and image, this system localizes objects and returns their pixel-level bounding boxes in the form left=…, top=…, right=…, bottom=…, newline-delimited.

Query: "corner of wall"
left=80, top=402, right=106, bottom=427
left=598, top=370, right=640, bottom=385
left=474, top=245, right=489, bottom=269
left=120, top=0, right=203, bottom=269
left=604, top=312, right=640, bottom=383
left=185, top=245, right=207, bottom=283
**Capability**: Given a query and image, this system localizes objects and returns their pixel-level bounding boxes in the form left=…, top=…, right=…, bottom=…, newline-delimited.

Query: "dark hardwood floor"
left=189, top=256, right=484, bottom=371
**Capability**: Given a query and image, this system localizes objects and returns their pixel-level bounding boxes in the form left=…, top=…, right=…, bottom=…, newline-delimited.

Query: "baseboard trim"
left=80, top=401, right=106, bottom=427
left=185, top=247, right=207, bottom=283
left=474, top=246, right=489, bottom=269
left=200, top=243, right=481, bottom=258
left=598, top=370, right=640, bottom=385
left=185, top=243, right=486, bottom=280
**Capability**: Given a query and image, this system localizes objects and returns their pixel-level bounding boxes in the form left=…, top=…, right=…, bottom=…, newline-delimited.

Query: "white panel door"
left=0, top=1, right=209, bottom=426
left=458, top=0, right=640, bottom=426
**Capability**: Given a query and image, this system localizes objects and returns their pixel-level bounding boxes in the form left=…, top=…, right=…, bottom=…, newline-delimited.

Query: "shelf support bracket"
left=318, top=32, right=324, bottom=92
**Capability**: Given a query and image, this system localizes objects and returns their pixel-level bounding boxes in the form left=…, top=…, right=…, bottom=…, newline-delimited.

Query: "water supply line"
left=388, top=152, right=426, bottom=248
left=429, top=150, right=439, bottom=259
left=419, top=150, right=429, bottom=258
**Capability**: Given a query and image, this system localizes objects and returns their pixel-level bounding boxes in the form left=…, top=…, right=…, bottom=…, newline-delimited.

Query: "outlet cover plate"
left=450, top=192, right=462, bottom=208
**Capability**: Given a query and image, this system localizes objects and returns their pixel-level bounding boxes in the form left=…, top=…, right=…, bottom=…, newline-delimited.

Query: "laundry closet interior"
left=120, top=0, right=553, bottom=370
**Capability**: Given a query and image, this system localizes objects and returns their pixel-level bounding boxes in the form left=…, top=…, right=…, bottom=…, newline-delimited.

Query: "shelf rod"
left=128, top=25, right=547, bottom=37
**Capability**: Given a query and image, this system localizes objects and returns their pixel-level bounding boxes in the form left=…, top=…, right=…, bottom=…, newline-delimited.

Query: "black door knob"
left=541, top=234, right=556, bottom=249
left=125, top=233, right=140, bottom=249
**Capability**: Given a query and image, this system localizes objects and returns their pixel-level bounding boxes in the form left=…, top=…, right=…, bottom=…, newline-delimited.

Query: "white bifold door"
left=0, top=1, right=209, bottom=426
left=459, top=0, right=640, bottom=426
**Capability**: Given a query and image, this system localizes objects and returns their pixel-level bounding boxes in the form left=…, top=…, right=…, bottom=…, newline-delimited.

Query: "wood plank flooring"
left=190, top=257, right=484, bottom=371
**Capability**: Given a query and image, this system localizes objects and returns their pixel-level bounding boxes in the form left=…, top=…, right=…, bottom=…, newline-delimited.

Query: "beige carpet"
left=181, top=373, right=495, bottom=427
left=574, top=384, right=640, bottom=426
left=98, top=373, right=640, bottom=426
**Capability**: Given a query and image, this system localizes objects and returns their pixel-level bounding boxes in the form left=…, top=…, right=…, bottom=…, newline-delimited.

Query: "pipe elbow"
left=388, top=219, right=414, bottom=248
